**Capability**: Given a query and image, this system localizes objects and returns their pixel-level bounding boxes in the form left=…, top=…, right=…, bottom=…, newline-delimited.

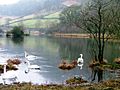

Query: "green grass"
left=10, top=12, right=60, bottom=28
left=44, top=12, right=60, bottom=18
left=23, top=20, right=37, bottom=28
left=1, top=12, right=60, bottom=28
left=11, top=20, right=59, bottom=28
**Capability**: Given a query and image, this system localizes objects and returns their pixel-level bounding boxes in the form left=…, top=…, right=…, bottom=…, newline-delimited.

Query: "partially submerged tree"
left=60, top=0, right=120, bottom=82
left=60, top=0, right=120, bottom=63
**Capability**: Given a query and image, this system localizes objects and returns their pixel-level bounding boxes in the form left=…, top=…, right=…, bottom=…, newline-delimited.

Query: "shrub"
left=11, top=26, right=24, bottom=38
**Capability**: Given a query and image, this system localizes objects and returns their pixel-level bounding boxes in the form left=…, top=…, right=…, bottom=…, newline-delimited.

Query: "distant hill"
left=0, top=0, right=88, bottom=16
left=0, top=0, right=65, bottom=16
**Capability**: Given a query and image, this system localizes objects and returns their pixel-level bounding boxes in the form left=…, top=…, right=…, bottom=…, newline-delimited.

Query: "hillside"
left=9, top=11, right=61, bottom=28
left=0, top=0, right=65, bottom=16
left=0, top=0, right=88, bottom=16
left=0, top=0, right=88, bottom=31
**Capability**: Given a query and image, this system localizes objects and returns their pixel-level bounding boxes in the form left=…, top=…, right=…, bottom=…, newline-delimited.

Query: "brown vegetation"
left=58, top=60, right=77, bottom=70
left=89, top=60, right=100, bottom=69
left=114, top=57, right=120, bottom=64
left=7, top=59, right=21, bottom=65
left=66, top=76, right=88, bottom=84
left=89, top=59, right=108, bottom=69
left=54, top=33, right=91, bottom=38
left=0, top=64, right=18, bottom=73
left=0, top=79, right=120, bottom=90
left=0, top=58, right=20, bottom=73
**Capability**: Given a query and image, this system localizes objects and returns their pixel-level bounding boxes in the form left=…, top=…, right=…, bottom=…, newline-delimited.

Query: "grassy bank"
left=0, top=80, right=120, bottom=90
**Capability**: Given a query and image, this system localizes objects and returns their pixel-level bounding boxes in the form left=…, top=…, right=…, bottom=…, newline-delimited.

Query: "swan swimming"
left=25, top=51, right=37, bottom=61
left=1, top=64, right=18, bottom=85
left=77, top=54, right=84, bottom=69
left=25, top=60, right=40, bottom=73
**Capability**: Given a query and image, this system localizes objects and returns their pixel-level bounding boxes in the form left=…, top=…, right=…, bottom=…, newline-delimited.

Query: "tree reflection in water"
left=12, top=37, right=24, bottom=44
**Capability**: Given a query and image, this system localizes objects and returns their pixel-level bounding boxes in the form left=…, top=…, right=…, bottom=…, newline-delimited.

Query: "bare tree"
left=60, top=0, right=120, bottom=63
left=60, top=0, right=120, bottom=82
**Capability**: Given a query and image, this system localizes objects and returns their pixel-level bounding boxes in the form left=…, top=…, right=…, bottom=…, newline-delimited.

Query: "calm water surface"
left=0, top=36, right=120, bottom=84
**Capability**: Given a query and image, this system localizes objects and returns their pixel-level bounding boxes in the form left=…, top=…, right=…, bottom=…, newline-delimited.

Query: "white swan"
left=25, top=51, right=37, bottom=61
left=77, top=54, right=84, bottom=69
left=1, top=64, right=18, bottom=85
left=25, top=60, right=40, bottom=73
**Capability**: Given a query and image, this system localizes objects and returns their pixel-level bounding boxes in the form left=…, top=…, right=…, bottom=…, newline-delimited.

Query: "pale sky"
left=0, top=0, right=19, bottom=5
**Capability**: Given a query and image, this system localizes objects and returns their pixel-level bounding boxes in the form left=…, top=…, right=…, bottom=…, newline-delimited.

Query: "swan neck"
left=80, top=54, right=83, bottom=58
left=4, top=64, right=6, bottom=74
left=25, top=51, right=28, bottom=58
left=25, top=60, right=30, bottom=73
left=25, top=52, right=26, bottom=57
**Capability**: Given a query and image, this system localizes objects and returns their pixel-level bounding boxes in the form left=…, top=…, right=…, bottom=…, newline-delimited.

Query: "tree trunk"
left=98, top=68, right=103, bottom=82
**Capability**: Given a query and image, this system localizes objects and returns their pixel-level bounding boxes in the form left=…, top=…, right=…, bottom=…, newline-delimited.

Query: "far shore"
left=53, top=33, right=120, bottom=42
left=54, top=33, right=91, bottom=38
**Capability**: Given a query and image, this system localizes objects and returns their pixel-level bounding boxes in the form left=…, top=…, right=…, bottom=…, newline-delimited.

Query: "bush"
left=11, top=26, right=24, bottom=38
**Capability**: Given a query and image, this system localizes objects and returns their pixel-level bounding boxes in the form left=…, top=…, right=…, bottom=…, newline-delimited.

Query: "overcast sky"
left=0, top=0, right=20, bottom=5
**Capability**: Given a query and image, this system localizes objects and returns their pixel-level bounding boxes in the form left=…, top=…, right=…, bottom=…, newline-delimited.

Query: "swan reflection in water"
left=24, top=60, right=40, bottom=73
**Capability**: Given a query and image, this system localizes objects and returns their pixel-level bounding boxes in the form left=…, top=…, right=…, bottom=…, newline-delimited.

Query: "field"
left=0, top=11, right=61, bottom=28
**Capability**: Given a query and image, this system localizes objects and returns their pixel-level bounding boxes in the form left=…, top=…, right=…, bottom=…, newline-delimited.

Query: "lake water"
left=0, top=36, right=120, bottom=84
